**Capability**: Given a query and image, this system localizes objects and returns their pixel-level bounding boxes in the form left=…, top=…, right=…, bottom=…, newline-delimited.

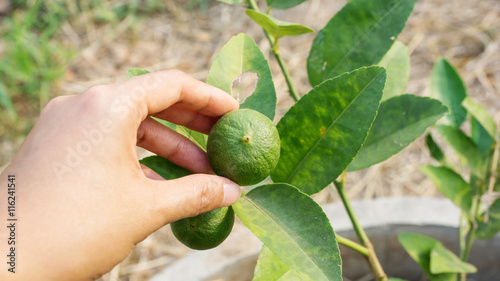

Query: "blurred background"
left=0, top=0, right=499, bottom=280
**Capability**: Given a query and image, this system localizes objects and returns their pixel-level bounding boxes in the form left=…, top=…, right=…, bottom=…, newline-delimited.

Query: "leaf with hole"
left=398, top=233, right=455, bottom=281
left=207, top=33, right=276, bottom=120
left=430, top=243, right=477, bottom=274
left=348, top=95, right=448, bottom=171
left=378, top=41, right=410, bottom=101
left=233, top=183, right=342, bottom=281
left=272, top=66, right=385, bottom=194
left=139, top=155, right=192, bottom=180
left=430, top=58, right=467, bottom=127
left=307, top=0, right=417, bottom=86
left=246, top=10, right=313, bottom=42
left=419, top=165, right=472, bottom=217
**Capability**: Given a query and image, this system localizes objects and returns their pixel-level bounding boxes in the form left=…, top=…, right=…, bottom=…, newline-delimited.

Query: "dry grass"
left=1, top=0, right=499, bottom=279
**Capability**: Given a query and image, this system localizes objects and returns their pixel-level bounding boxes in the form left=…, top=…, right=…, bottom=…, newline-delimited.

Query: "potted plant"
left=130, top=0, right=499, bottom=280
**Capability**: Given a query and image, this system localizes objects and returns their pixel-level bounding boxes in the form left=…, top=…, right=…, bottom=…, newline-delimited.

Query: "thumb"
left=147, top=174, right=241, bottom=226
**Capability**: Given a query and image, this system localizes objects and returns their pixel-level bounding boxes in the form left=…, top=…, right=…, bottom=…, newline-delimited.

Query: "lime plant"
left=130, top=0, right=498, bottom=280
left=398, top=58, right=500, bottom=281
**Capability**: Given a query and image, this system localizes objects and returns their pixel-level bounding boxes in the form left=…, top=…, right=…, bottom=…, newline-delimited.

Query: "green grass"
left=0, top=1, right=74, bottom=139
left=0, top=0, right=171, bottom=165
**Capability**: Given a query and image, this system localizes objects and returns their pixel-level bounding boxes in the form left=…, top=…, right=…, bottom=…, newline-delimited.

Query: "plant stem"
left=458, top=213, right=468, bottom=257
left=459, top=220, right=477, bottom=281
left=334, top=178, right=388, bottom=281
left=246, top=0, right=301, bottom=102
left=485, top=140, right=499, bottom=222
left=459, top=189, right=482, bottom=281
left=273, top=48, right=301, bottom=102
left=460, top=222, right=476, bottom=262
left=336, top=235, right=370, bottom=256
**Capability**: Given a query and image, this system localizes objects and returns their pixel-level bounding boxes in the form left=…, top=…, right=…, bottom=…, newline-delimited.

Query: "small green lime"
left=207, top=109, right=280, bottom=186
left=170, top=206, right=234, bottom=250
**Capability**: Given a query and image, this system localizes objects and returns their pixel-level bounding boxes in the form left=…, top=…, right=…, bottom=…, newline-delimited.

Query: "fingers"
left=140, top=164, right=164, bottom=180
left=137, top=117, right=212, bottom=174
left=113, top=70, right=239, bottom=119
left=145, top=174, right=241, bottom=227
left=152, top=105, right=218, bottom=135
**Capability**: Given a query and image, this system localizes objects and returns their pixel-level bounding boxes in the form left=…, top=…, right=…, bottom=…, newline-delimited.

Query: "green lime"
left=171, top=206, right=234, bottom=250
left=207, top=109, right=280, bottom=186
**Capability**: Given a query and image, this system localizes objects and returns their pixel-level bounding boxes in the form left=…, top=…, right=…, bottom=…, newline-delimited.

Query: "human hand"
left=0, top=70, right=241, bottom=280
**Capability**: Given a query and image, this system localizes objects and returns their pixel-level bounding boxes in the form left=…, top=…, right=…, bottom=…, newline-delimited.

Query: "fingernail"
left=222, top=182, right=241, bottom=207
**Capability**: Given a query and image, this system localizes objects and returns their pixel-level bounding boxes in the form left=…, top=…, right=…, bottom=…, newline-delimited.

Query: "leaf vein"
left=243, top=196, right=330, bottom=281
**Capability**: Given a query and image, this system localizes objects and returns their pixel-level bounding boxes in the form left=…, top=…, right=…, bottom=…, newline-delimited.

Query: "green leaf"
left=126, top=68, right=151, bottom=78
left=216, top=0, right=242, bottom=4
left=153, top=117, right=177, bottom=131
left=471, top=117, right=494, bottom=155
left=430, top=58, right=467, bottom=127
left=139, top=155, right=192, bottom=180
left=348, top=95, right=448, bottom=171
left=254, top=246, right=290, bottom=281
left=425, top=133, right=446, bottom=165
left=307, top=0, right=417, bottom=86
left=434, top=125, right=486, bottom=178
left=127, top=68, right=209, bottom=152
left=463, top=97, right=497, bottom=139
left=0, top=82, right=16, bottom=118
left=233, top=184, right=342, bottom=281
left=253, top=246, right=313, bottom=281
left=272, top=66, right=386, bottom=194
left=246, top=10, right=313, bottom=41
left=430, top=243, right=477, bottom=274
left=378, top=41, right=410, bottom=101
left=477, top=199, right=500, bottom=240
left=496, top=159, right=500, bottom=192
left=388, top=279, right=409, bottom=281
left=175, top=126, right=208, bottom=151
left=207, top=33, right=276, bottom=120
left=419, top=165, right=472, bottom=217
left=266, top=0, right=308, bottom=10
left=398, top=233, right=455, bottom=281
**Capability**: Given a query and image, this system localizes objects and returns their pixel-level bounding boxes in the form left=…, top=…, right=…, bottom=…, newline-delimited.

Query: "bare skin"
left=0, top=70, right=241, bottom=280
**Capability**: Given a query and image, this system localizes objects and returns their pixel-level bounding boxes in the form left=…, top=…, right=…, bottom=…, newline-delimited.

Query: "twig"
left=484, top=138, right=499, bottom=222
left=336, top=235, right=370, bottom=256
left=334, top=174, right=387, bottom=281
left=246, top=0, right=301, bottom=102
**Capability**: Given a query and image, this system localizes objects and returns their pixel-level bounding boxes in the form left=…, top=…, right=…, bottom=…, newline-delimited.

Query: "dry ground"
left=2, top=0, right=500, bottom=280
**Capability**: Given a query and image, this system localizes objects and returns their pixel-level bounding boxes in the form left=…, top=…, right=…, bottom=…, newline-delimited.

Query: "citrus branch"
left=336, top=235, right=370, bottom=256
left=484, top=139, right=499, bottom=222
left=334, top=175, right=388, bottom=281
left=246, top=0, right=301, bottom=102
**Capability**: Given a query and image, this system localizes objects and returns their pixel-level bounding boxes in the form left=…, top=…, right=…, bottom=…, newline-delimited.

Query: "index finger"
left=114, top=69, right=239, bottom=118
